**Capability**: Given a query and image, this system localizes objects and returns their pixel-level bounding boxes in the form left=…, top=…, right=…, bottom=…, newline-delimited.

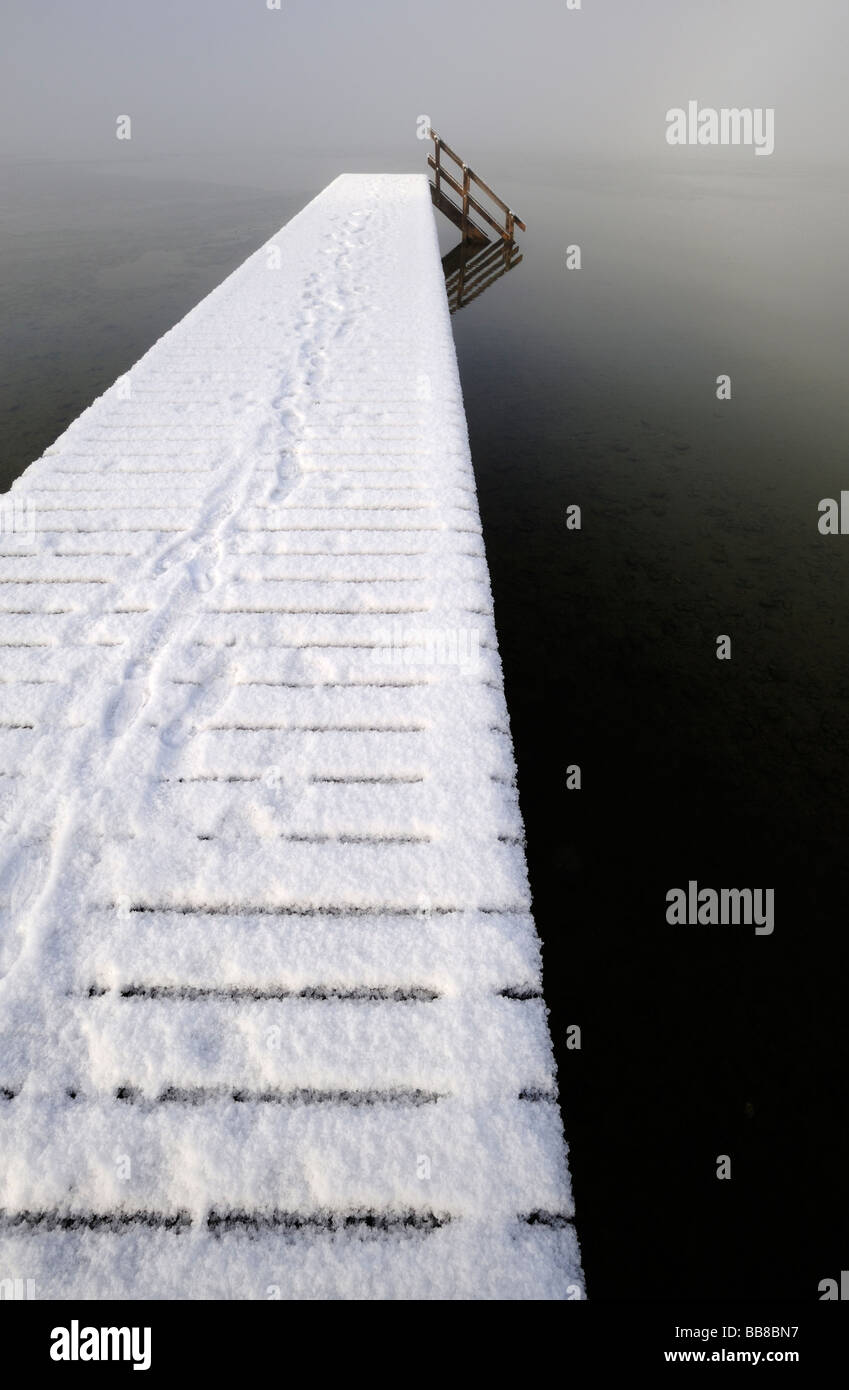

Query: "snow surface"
left=0, top=174, right=583, bottom=1299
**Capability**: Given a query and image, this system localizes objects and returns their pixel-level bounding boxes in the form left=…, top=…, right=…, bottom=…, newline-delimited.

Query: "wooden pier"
left=0, top=175, right=580, bottom=1299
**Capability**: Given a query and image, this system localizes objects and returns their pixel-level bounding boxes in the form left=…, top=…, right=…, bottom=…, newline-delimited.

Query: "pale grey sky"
left=1, top=0, right=847, bottom=181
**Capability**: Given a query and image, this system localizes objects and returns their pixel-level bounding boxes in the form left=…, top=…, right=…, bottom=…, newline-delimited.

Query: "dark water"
left=2, top=156, right=848, bottom=1299
left=449, top=159, right=849, bottom=1300
left=0, top=162, right=310, bottom=487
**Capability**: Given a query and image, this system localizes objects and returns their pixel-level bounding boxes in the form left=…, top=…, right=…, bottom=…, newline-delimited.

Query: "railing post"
left=434, top=135, right=441, bottom=203
left=506, top=210, right=515, bottom=243
left=462, top=164, right=470, bottom=241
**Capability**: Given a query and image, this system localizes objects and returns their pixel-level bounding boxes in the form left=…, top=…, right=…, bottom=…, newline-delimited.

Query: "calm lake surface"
left=2, top=153, right=848, bottom=1297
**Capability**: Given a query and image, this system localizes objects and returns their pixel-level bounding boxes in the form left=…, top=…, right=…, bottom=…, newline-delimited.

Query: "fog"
left=2, top=0, right=847, bottom=187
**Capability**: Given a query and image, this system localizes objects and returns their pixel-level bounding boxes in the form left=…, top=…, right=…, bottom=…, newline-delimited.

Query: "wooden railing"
left=427, top=129, right=526, bottom=245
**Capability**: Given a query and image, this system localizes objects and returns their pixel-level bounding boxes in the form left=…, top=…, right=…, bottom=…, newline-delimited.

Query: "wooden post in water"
left=462, top=164, right=471, bottom=243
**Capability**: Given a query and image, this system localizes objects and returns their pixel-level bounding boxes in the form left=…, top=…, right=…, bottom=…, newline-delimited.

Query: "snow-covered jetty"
left=0, top=175, right=582, bottom=1299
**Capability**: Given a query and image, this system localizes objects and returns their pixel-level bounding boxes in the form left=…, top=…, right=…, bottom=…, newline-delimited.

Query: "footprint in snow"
left=104, top=678, right=149, bottom=742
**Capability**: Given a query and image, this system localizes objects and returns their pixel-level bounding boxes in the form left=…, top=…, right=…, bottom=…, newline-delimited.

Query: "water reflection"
left=441, top=235, right=523, bottom=314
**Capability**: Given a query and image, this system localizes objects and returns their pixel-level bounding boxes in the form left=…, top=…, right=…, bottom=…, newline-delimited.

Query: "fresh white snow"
left=0, top=174, right=583, bottom=1299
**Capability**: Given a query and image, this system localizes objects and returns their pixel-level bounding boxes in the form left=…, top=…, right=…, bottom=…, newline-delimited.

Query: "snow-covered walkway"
left=0, top=174, right=582, bottom=1298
